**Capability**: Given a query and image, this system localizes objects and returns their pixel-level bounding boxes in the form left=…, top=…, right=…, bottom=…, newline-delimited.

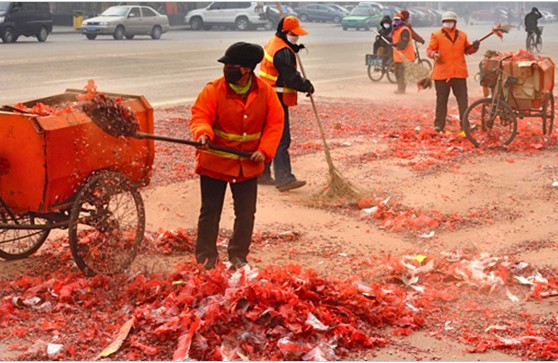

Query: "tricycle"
left=463, top=52, right=555, bottom=147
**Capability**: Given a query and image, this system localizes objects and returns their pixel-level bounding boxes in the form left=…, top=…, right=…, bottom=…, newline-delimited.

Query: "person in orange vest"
left=391, top=13, right=415, bottom=94
left=190, top=42, right=285, bottom=270
left=426, top=11, right=480, bottom=133
left=400, top=10, right=425, bottom=45
left=259, top=15, right=314, bottom=192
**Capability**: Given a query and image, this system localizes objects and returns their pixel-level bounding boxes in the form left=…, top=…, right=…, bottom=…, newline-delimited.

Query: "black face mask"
left=224, top=67, right=244, bottom=84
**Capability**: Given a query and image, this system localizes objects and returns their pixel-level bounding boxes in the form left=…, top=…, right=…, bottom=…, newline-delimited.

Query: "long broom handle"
left=135, top=132, right=253, bottom=158
left=295, top=54, right=337, bottom=174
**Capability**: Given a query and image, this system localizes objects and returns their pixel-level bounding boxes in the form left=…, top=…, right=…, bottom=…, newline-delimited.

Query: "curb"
left=53, top=26, right=189, bottom=34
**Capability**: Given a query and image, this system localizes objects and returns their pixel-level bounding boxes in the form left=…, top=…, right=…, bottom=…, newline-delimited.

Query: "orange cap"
left=282, top=15, right=308, bottom=36
left=393, top=13, right=403, bottom=20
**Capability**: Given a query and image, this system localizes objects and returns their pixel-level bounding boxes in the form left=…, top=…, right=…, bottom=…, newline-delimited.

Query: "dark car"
left=262, top=5, right=297, bottom=30
left=0, top=2, right=53, bottom=43
left=294, top=4, right=346, bottom=23
left=408, top=8, right=434, bottom=27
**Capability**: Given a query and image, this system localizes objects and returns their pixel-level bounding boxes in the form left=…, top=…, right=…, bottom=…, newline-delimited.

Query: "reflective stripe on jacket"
left=260, top=36, right=298, bottom=106
left=190, top=76, right=284, bottom=182
left=428, top=28, right=473, bottom=80
left=392, top=25, right=415, bottom=63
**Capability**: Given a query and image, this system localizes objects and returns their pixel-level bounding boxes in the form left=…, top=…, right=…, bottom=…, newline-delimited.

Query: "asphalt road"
left=1, top=21, right=557, bottom=107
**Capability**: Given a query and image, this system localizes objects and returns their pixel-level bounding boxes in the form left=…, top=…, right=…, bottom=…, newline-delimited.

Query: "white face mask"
left=287, top=34, right=299, bottom=44
left=443, top=22, right=455, bottom=29
left=382, top=23, right=390, bottom=29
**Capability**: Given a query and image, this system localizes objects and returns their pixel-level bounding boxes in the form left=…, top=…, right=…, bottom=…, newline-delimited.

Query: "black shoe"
left=198, top=256, right=217, bottom=270
left=229, top=256, right=249, bottom=270
left=257, top=176, right=275, bottom=185
left=277, top=180, right=306, bottom=192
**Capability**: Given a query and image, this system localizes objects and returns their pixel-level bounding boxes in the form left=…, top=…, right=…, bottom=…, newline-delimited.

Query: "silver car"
left=80, top=5, right=170, bottom=40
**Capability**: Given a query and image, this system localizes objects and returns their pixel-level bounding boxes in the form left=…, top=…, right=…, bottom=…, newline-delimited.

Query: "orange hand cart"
left=0, top=89, right=154, bottom=276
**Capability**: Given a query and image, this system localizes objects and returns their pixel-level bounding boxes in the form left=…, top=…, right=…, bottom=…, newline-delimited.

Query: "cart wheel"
left=462, top=98, right=518, bottom=147
left=542, top=92, right=554, bottom=144
left=0, top=214, right=50, bottom=260
left=68, top=171, right=145, bottom=276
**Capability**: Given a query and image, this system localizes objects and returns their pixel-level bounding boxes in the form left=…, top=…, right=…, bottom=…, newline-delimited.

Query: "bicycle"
left=366, top=51, right=396, bottom=83
left=463, top=55, right=554, bottom=147
left=413, top=41, right=432, bottom=72
left=526, top=26, right=543, bottom=53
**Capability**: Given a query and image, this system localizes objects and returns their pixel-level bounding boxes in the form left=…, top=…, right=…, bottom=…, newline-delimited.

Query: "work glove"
left=472, top=40, right=480, bottom=50
left=306, top=83, right=315, bottom=97
left=420, top=39, right=426, bottom=45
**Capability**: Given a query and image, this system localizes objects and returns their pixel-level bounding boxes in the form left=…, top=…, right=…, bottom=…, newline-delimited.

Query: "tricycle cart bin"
left=0, top=89, right=154, bottom=276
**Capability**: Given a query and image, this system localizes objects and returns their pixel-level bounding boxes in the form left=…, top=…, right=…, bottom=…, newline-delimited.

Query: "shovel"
left=82, top=96, right=253, bottom=158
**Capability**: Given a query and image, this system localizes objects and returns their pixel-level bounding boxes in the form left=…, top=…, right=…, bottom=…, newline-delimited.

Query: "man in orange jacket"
left=426, top=11, right=480, bottom=132
left=190, top=42, right=284, bottom=270
left=392, top=13, right=415, bottom=94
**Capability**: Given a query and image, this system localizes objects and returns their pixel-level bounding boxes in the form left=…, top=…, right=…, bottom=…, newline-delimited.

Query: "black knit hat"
left=217, top=42, right=264, bottom=70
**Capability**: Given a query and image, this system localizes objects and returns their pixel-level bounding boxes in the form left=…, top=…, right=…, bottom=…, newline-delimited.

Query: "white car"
left=540, top=10, right=557, bottom=23
left=185, top=2, right=267, bottom=31
left=80, top=5, right=170, bottom=40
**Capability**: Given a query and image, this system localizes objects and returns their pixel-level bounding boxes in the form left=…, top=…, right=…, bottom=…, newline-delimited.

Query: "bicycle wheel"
left=0, top=213, right=50, bottom=260
left=69, top=171, right=145, bottom=276
left=542, top=92, right=554, bottom=143
left=418, top=58, right=432, bottom=71
left=386, top=60, right=397, bottom=84
left=526, top=33, right=536, bottom=53
left=462, top=98, right=518, bottom=147
left=367, top=64, right=385, bottom=82
left=535, top=37, right=543, bottom=53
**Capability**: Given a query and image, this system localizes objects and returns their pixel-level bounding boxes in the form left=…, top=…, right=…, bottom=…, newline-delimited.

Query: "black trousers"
left=434, top=78, right=468, bottom=131
left=195, top=175, right=257, bottom=263
left=394, top=62, right=406, bottom=92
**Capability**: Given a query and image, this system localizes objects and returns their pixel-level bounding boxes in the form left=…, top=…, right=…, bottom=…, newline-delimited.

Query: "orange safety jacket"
left=427, top=28, right=476, bottom=81
left=392, top=25, right=415, bottom=63
left=190, top=76, right=284, bottom=182
left=259, top=36, right=298, bottom=106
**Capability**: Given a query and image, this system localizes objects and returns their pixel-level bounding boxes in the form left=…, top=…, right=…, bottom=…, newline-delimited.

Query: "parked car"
left=380, top=5, right=401, bottom=18
left=407, top=8, right=434, bottom=27
left=357, top=2, right=385, bottom=11
left=0, top=2, right=53, bottom=43
left=470, top=9, right=494, bottom=23
left=341, top=6, right=383, bottom=31
left=294, top=4, right=346, bottom=23
left=80, top=5, right=170, bottom=40
left=262, top=5, right=297, bottom=30
left=540, top=10, right=557, bottom=23
left=429, top=8, right=444, bottom=24
left=185, top=2, right=267, bottom=31
left=328, top=4, right=350, bottom=16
